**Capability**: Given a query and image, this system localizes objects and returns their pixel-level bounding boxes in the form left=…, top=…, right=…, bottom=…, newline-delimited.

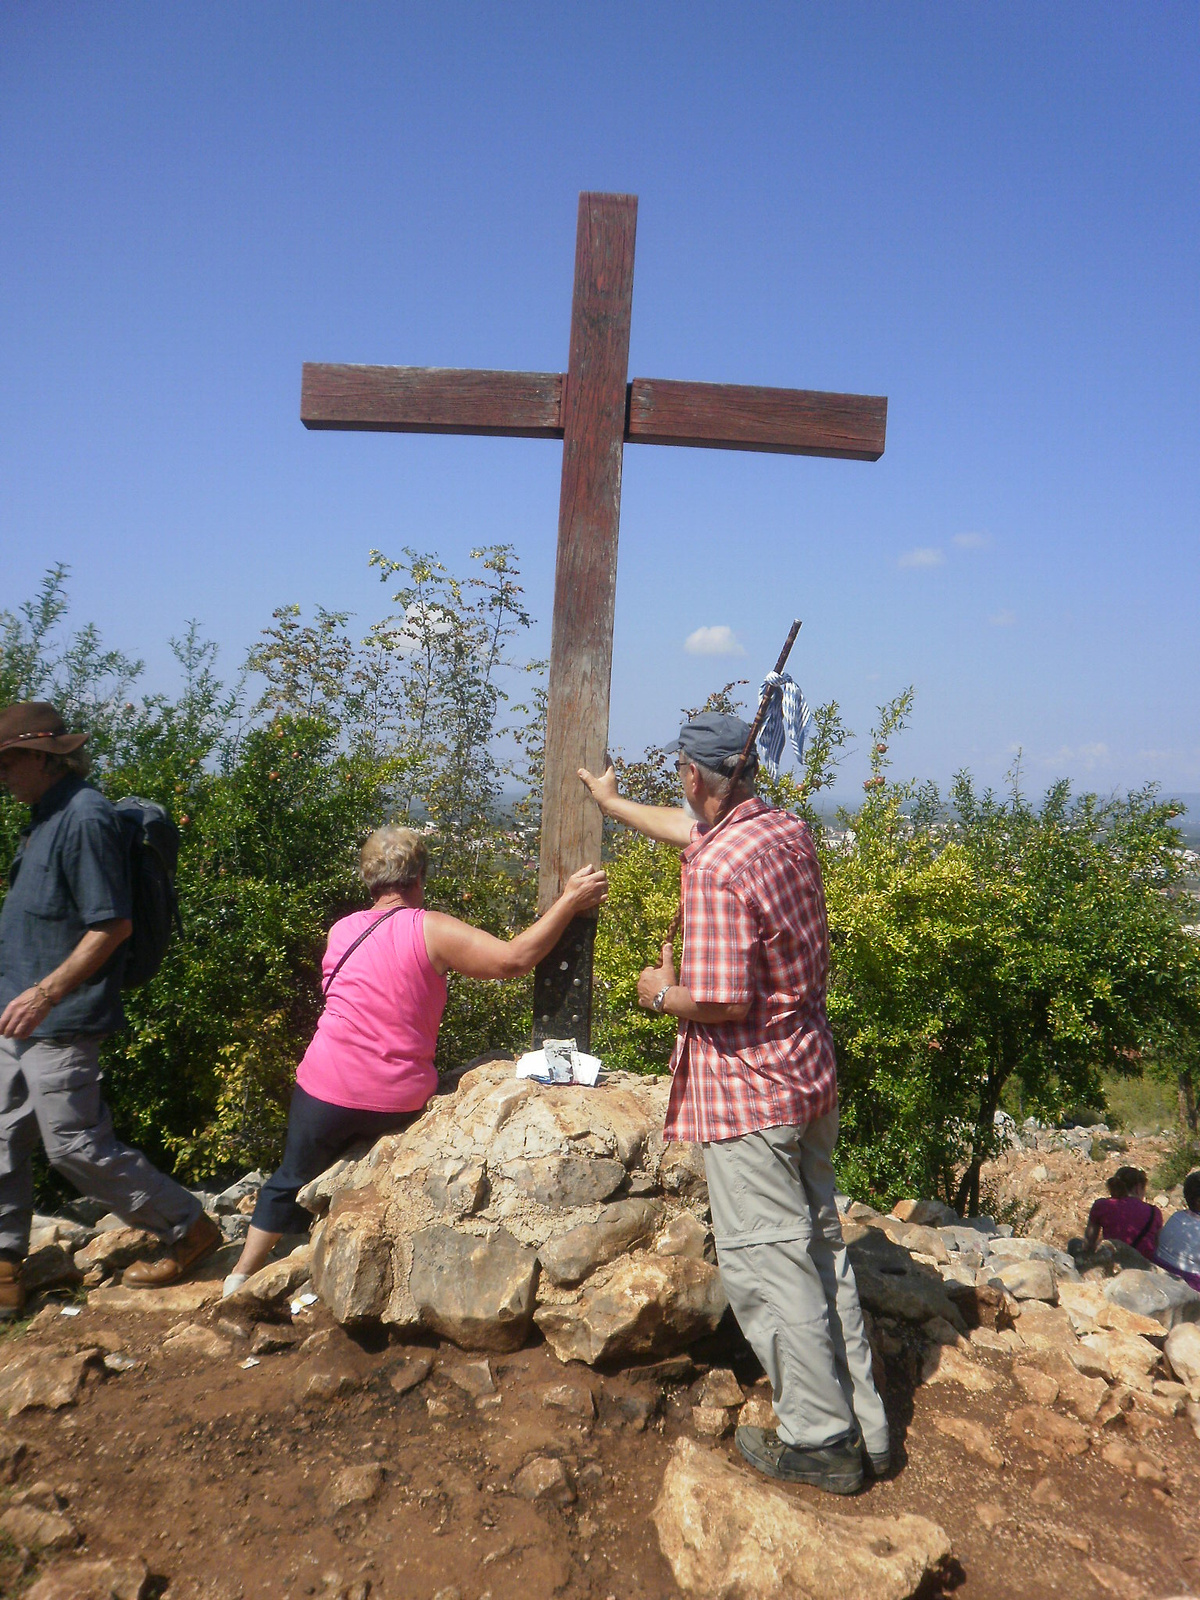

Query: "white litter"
left=240, top=1357, right=261, bottom=1369
left=289, top=1292, right=319, bottom=1316
left=59, top=1304, right=82, bottom=1317
left=515, top=1045, right=601, bottom=1087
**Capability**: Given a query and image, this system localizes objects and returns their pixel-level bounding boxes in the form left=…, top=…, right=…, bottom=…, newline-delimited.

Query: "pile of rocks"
left=232, top=1059, right=728, bottom=1366
left=992, top=1107, right=1129, bottom=1158
left=18, top=1172, right=266, bottom=1303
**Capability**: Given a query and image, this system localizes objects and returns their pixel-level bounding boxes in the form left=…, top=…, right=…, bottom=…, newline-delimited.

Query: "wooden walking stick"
left=664, top=618, right=803, bottom=948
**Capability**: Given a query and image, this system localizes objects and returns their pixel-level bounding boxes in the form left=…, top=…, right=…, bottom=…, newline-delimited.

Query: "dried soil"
left=0, top=1133, right=1196, bottom=1600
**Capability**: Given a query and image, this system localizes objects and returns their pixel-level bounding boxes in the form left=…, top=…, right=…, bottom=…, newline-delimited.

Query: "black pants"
left=251, top=1083, right=421, bottom=1234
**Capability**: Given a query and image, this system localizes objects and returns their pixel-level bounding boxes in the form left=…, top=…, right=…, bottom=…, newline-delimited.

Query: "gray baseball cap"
left=666, top=712, right=755, bottom=772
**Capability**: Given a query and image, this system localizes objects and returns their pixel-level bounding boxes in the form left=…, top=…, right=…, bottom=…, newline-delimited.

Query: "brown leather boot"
left=0, top=1258, right=25, bottom=1320
left=122, top=1212, right=222, bottom=1288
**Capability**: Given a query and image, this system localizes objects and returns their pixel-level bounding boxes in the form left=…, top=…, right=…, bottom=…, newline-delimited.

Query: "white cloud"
left=989, top=609, right=1016, bottom=627
left=684, top=625, right=745, bottom=658
left=898, top=547, right=944, bottom=569
left=953, top=532, right=990, bottom=550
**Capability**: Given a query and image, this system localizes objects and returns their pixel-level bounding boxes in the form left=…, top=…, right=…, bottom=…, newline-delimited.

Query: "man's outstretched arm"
left=578, top=765, right=694, bottom=848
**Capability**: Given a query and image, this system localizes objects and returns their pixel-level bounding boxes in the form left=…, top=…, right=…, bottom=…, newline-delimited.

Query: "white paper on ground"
left=515, top=1048, right=602, bottom=1087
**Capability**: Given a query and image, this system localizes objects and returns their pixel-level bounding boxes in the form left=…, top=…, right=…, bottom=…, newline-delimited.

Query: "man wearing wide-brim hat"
left=579, top=711, right=889, bottom=1496
left=0, top=703, right=220, bottom=1317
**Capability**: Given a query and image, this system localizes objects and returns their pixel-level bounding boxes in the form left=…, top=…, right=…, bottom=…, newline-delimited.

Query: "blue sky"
left=2, top=3, right=1197, bottom=798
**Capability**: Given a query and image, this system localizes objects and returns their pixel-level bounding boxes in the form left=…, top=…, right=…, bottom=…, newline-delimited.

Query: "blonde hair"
left=359, top=826, right=428, bottom=897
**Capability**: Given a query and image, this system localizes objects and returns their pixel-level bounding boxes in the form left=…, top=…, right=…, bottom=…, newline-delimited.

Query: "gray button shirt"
left=0, top=776, right=131, bottom=1037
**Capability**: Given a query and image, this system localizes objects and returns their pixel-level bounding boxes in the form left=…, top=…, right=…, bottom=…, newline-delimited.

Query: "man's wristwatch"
left=652, top=985, right=671, bottom=1015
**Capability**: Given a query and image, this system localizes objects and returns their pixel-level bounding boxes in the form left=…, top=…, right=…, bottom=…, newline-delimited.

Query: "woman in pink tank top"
left=225, top=825, right=607, bottom=1293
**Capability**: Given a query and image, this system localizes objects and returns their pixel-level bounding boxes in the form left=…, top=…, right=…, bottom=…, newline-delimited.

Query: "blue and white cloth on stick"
left=756, top=672, right=811, bottom=779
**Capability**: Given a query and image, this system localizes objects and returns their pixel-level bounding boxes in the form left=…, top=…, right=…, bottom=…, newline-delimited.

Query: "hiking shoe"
left=123, top=1212, right=222, bottom=1288
left=0, top=1258, right=24, bottom=1320
left=735, top=1426, right=864, bottom=1495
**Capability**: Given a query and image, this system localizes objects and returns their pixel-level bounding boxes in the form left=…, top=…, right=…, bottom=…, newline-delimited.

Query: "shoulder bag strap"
left=321, top=907, right=403, bottom=1006
left=1129, top=1205, right=1159, bottom=1252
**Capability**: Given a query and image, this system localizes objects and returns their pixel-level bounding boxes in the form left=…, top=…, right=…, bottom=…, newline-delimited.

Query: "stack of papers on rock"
left=515, top=1044, right=602, bottom=1086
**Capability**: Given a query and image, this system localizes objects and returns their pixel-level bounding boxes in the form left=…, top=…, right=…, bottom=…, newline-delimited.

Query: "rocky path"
left=0, top=1077, right=1197, bottom=1600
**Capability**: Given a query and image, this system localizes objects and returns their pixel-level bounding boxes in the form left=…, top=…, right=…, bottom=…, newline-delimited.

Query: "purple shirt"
left=1087, top=1195, right=1162, bottom=1259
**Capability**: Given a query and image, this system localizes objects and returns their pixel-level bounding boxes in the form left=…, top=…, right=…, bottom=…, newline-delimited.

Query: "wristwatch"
left=652, top=985, right=671, bottom=1014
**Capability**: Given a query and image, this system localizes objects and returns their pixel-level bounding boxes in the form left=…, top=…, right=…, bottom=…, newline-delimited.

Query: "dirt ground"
left=1, top=1136, right=1198, bottom=1600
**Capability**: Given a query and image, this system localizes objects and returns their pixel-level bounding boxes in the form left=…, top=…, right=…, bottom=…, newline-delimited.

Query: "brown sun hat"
left=0, top=702, right=89, bottom=757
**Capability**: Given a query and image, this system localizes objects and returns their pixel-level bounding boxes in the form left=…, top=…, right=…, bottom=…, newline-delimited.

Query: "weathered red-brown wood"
left=301, top=364, right=564, bottom=438
left=626, top=377, right=886, bottom=459
left=538, top=193, right=637, bottom=906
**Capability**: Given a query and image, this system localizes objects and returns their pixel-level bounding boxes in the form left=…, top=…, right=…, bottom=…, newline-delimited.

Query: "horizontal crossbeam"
left=301, top=363, right=887, bottom=459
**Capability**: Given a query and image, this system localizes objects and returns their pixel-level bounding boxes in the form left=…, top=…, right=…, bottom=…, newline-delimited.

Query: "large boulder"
left=534, top=1252, right=727, bottom=1365
left=538, top=1198, right=664, bottom=1288
left=311, top=1186, right=392, bottom=1323
left=409, top=1224, right=539, bottom=1352
left=653, top=1436, right=951, bottom=1600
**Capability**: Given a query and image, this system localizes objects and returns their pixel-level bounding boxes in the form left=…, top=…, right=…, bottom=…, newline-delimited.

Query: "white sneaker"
left=222, top=1272, right=248, bottom=1299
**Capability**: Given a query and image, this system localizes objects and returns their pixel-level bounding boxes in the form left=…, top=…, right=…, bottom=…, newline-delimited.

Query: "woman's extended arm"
left=422, top=865, right=608, bottom=980
left=577, top=765, right=694, bottom=848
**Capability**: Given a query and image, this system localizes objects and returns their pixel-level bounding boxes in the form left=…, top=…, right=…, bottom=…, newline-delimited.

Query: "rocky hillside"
left=1, top=1060, right=1197, bottom=1600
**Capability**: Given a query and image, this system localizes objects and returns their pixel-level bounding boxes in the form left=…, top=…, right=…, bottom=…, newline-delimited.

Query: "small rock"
left=426, top=1396, right=451, bottom=1418
left=692, top=1404, right=733, bottom=1438
left=513, top=1456, right=576, bottom=1506
left=322, top=1462, right=384, bottom=1516
left=22, top=1246, right=83, bottom=1296
left=576, top=1460, right=604, bottom=1490
left=0, top=1348, right=100, bottom=1417
left=102, top=1353, right=138, bottom=1374
left=249, top=1323, right=301, bottom=1356
left=891, top=1199, right=959, bottom=1227
left=225, top=1245, right=313, bottom=1309
left=606, top=1389, right=659, bottom=1431
left=1185, top=1399, right=1200, bottom=1442
left=992, top=1260, right=1057, bottom=1303
left=653, top=1211, right=709, bottom=1261
left=388, top=1352, right=434, bottom=1395
left=0, top=1428, right=28, bottom=1482
left=503, top=1154, right=626, bottom=1209
left=25, top=1556, right=150, bottom=1600
left=1007, top=1405, right=1090, bottom=1459
left=974, top=1501, right=1006, bottom=1530
left=697, top=1367, right=743, bottom=1409
left=0, top=1504, right=78, bottom=1551
left=74, top=1228, right=160, bottom=1275
left=1105, top=1270, right=1200, bottom=1331
left=1085, top=1561, right=1149, bottom=1599
left=1013, top=1364, right=1059, bottom=1406
left=931, top=1414, right=1005, bottom=1468
left=1030, top=1476, right=1064, bottom=1506
left=444, top=1358, right=496, bottom=1398
left=214, top=1317, right=251, bottom=1342
left=161, top=1324, right=232, bottom=1361
left=1163, top=1322, right=1200, bottom=1400
left=920, top=1344, right=998, bottom=1392
left=737, top=1392, right=778, bottom=1431
left=424, top=1159, right=488, bottom=1217
left=1100, top=1439, right=1168, bottom=1489
left=542, top=1383, right=595, bottom=1419
left=294, top=1363, right=364, bottom=1405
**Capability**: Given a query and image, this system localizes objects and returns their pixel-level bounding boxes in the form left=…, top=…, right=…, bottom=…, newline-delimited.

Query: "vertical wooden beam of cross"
left=301, top=191, right=886, bottom=1050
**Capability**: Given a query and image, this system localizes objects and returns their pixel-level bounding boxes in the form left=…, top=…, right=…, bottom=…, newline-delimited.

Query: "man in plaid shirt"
left=580, top=711, right=887, bottom=1495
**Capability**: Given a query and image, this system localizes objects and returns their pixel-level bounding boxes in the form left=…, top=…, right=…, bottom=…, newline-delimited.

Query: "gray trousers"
left=0, top=1033, right=200, bottom=1256
left=703, top=1112, right=889, bottom=1456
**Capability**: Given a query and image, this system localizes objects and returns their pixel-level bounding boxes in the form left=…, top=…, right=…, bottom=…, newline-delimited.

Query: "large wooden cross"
left=302, top=192, right=886, bottom=1050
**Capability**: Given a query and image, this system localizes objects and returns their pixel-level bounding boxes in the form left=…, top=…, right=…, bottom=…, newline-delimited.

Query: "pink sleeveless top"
left=296, top=907, right=446, bottom=1113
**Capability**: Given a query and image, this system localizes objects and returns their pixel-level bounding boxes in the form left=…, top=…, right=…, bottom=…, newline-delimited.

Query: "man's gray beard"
left=682, top=795, right=702, bottom=823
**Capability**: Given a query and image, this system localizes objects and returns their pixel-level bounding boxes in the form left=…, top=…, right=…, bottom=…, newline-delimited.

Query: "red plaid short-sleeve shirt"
left=662, top=797, right=838, bottom=1144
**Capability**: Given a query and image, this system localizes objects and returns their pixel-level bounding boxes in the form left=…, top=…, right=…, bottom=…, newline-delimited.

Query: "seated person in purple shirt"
left=1083, top=1166, right=1162, bottom=1260
left=1155, top=1170, right=1200, bottom=1292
